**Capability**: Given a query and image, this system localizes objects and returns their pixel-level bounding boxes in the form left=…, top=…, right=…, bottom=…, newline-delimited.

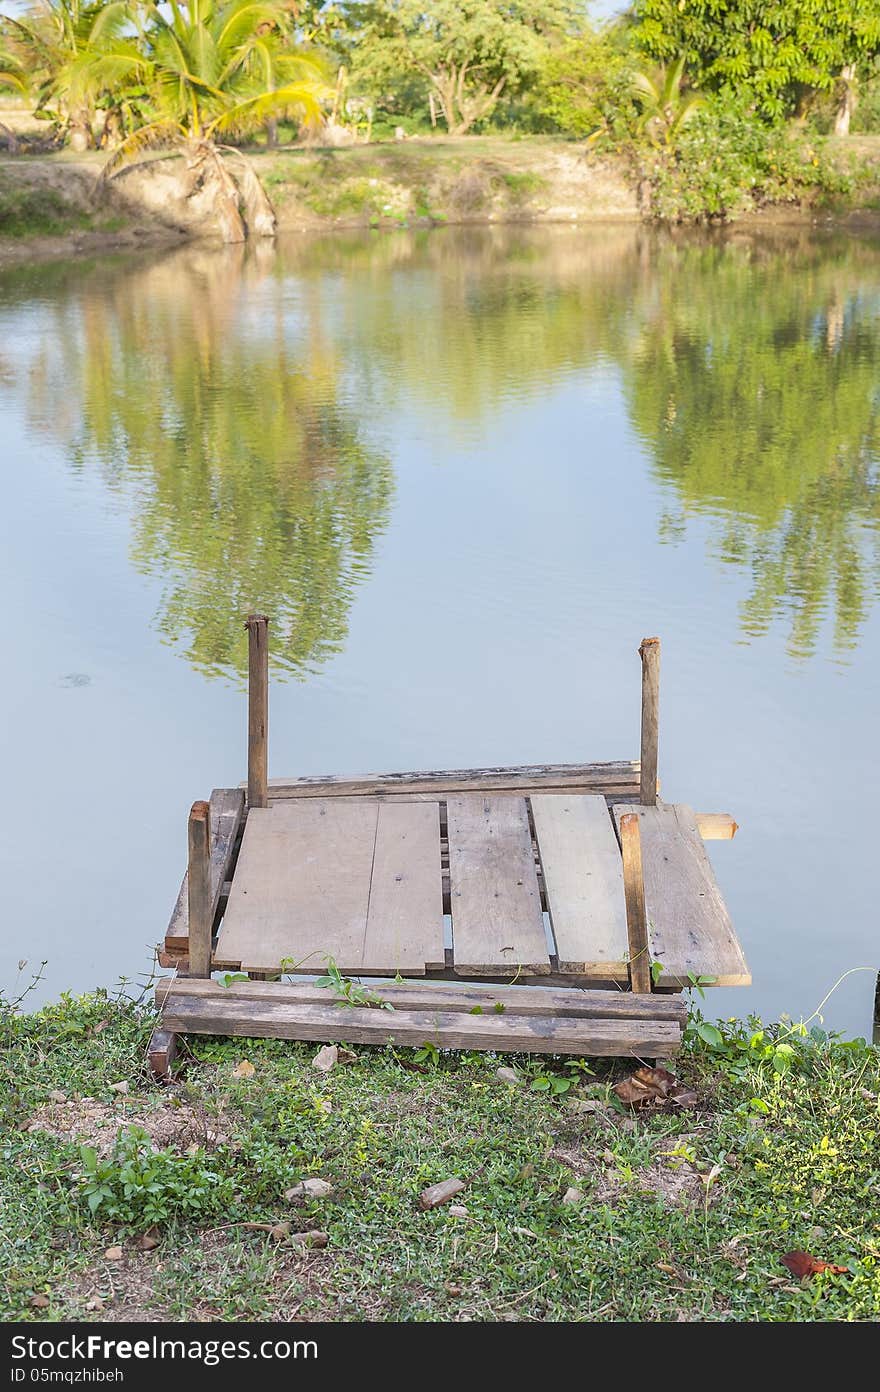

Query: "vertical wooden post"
left=246, top=613, right=269, bottom=809
left=639, top=636, right=660, bottom=806
left=620, top=812, right=651, bottom=994
left=187, top=799, right=212, bottom=979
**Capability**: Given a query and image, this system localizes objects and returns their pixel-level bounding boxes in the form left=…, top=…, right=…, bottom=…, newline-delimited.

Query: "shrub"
left=78, top=1126, right=235, bottom=1229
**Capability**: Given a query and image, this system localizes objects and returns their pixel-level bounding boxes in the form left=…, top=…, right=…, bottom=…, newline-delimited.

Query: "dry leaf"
left=135, top=1228, right=160, bottom=1252
left=85, top=1297, right=104, bottom=1312
left=562, top=1186, right=583, bottom=1205
left=781, top=1250, right=848, bottom=1278
left=104, top=1246, right=123, bottom=1261
left=48, top=1090, right=67, bottom=1104
left=312, top=1045, right=338, bottom=1073
left=232, top=1060, right=256, bottom=1079
left=613, top=1066, right=697, bottom=1112
left=419, top=1178, right=467, bottom=1209
left=109, top=1081, right=129, bottom=1094
left=29, top=1294, right=50, bottom=1309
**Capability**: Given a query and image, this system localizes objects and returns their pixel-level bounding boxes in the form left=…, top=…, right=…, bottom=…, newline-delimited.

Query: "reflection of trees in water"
left=13, top=244, right=394, bottom=679
left=3, top=225, right=879, bottom=670
left=619, top=236, right=880, bottom=658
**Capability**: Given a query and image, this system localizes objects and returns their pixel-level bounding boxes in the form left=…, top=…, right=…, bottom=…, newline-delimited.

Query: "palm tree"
left=0, top=37, right=29, bottom=150
left=3, top=0, right=138, bottom=151
left=101, top=0, right=328, bottom=241
left=630, top=55, right=704, bottom=147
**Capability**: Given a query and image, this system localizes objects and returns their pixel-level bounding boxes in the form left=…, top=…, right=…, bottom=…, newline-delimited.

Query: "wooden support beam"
left=620, top=811, right=651, bottom=994
left=187, top=800, right=212, bottom=978
left=246, top=613, right=269, bottom=809
left=694, top=811, right=738, bottom=841
left=639, top=637, right=660, bottom=806
left=147, top=1028, right=178, bottom=1080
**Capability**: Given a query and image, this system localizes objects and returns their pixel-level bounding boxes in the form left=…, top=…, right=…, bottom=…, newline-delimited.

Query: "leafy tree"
left=532, top=26, right=633, bottom=138
left=13, top=246, right=394, bottom=679
left=631, top=0, right=880, bottom=125
left=347, top=0, right=575, bottom=135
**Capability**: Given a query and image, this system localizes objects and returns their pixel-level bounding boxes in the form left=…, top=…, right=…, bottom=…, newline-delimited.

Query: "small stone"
left=446, top=1284, right=462, bottom=1297
left=85, top=1298, right=104, bottom=1312
left=285, top=1177, right=333, bottom=1200
left=104, top=1246, right=124, bottom=1261
left=448, top=1205, right=469, bottom=1218
left=30, top=1294, right=50, bottom=1309
left=312, top=1045, right=338, bottom=1073
left=109, top=1081, right=129, bottom=1094
left=232, top=1060, right=256, bottom=1079
left=562, top=1186, right=583, bottom=1205
left=565, top=1098, right=605, bottom=1114
left=602, top=1149, right=616, bottom=1166
left=48, top=1090, right=67, bottom=1104
left=495, top=1067, right=520, bottom=1086
left=419, top=1178, right=467, bottom=1209
left=135, top=1229, right=160, bottom=1251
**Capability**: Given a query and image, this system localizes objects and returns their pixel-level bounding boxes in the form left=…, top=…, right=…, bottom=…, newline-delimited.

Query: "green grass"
left=1, top=984, right=878, bottom=1322
left=0, top=178, right=94, bottom=238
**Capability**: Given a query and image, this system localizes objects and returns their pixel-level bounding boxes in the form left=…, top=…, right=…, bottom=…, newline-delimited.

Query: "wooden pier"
left=152, top=622, right=749, bottom=1074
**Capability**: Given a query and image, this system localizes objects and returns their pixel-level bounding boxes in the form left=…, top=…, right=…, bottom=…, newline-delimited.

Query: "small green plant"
left=526, top=1057, right=593, bottom=1095
left=218, top=973, right=249, bottom=988
left=686, top=972, right=718, bottom=1001
left=412, top=1042, right=441, bottom=1068
left=315, top=959, right=394, bottom=1011
left=78, top=1127, right=233, bottom=1228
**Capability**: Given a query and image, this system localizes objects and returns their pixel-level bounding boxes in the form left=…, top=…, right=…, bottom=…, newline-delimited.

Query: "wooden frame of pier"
left=151, top=621, right=749, bottom=1075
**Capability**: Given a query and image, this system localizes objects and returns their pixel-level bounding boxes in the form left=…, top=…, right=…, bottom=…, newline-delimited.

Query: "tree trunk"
left=68, top=110, right=92, bottom=152
left=834, top=64, right=857, bottom=136
left=265, top=118, right=278, bottom=148
left=0, top=121, right=18, bottom=155
left=187, top=144, right=247, bottom=243
left=234, top=155, right=277, bottom=237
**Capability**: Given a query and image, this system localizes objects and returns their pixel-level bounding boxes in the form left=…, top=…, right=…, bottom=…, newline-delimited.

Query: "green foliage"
left=637, top=94, right=852, bottom=221
left=315, top=959, right=394, bottom=1010
left=78, top=1126, right=233, bottom=1227
left=0, top=176, right=92, bottom=237
left=630, top=55, right=705, bottom=146
left=631, top=0, right=880, bottom=120
left=530, top=31, right=634, bottom=138
left=346, top=0, right=575, bottom=135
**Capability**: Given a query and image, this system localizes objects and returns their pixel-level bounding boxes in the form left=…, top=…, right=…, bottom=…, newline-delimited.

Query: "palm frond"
left=101, top=116, right=185, bottom=177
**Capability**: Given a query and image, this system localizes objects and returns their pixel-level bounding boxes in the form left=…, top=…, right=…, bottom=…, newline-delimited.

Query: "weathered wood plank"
left=158, top=987, right=682, bottom=1056
left=693, top=811, right=738, bottom=841
left=532, top=795, right=628, bottom=977
left=187, top=801, right=213, bottom=978
left=639, top=637, right=660, bottom=806
left=362, top=801, right=445, bottom=973
left=447, top=795, right=549, bottom=976
left=156, top=975, right=687, bottom=1024
left=256, top=761, right=642, bottom=800
left=217, top=799, right=378, bottom=974
left=620, top=812, right=651, bottom=994
left=165, top=788, right=245, bottom=952
left=613, top=803, right=750, bottom=988
left=246, top=614, right=269, bottom=809
left=147, top=1027, right=178, bottom=1080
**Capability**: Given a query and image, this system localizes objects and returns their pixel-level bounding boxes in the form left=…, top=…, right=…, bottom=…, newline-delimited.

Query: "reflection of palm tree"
left=21, top=243, right=394, bottom=680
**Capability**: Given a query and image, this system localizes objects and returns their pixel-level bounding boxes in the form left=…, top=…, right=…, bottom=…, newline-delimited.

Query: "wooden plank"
left=217, top=799, right=378, bottom=974
left=147, top=1028, right=177, bottom=1080
left=257, top=761, right=642, bottom=800
left=613, top=803, right=750, bottom=987
left=246, top=614, right=269, bottom=809
left=532, top=795, right=628, bottom=977
left=165, top=788, right=245, bottom=952
left=620, top=813, right=651, bottom=993
left=447, top=795, right=549, bottom=976
left=639, top=637, right=660, bottom=806
left=187, top=801, right=213, bottom=978
left=693, top=811, right=738, bottom=841
left=362, top=801, right=445, bottom=973
left=157, top=975, right=687, bottom=1024
left=158, top=987, right=683, bottom=1056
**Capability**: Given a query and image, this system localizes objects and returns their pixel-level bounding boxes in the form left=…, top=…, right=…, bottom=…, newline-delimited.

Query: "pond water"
left=1, top=223, right=878, bottom=1031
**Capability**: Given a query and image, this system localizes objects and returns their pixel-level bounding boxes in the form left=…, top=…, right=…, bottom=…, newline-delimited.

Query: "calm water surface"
left=1, top=224, right=878, bottom=1030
